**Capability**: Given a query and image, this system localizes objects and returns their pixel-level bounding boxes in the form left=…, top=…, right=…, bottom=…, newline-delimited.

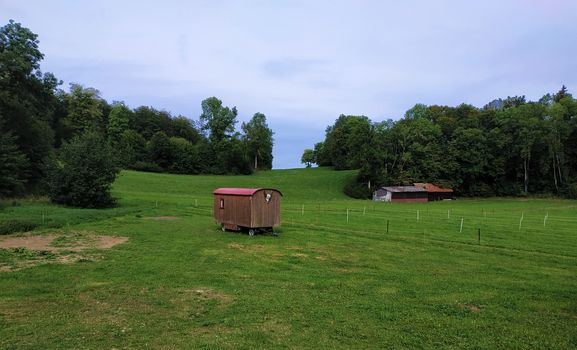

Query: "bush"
left=0, top=220, right=37, bottom=235
left=130, top=161, right=163, bottom=173
left=343, top=176, right=372, bottom=199
left=560, top=183, right=577, bottom=199
left=48, top=132, right=119, bottom=208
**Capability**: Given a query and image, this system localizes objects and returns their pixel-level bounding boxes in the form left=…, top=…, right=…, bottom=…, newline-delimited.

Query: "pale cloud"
left=2, top=0, right=576, bottom=168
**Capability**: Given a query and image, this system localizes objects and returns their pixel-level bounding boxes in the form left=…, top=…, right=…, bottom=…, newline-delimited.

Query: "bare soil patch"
left=190, top=288, right=233, bottom=304
left=0, top=234, right=128, bottom=252
left=227, top=243, right=266, bottom=253
left=143, top=216, right=179, bottom=221
left=0, top=232, right=128, bottom=272
left=460, top=303, right=483, bottom=313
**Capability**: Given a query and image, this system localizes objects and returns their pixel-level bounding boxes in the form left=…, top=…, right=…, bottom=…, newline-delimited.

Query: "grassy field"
left=1, top=168, right=577, bottom=349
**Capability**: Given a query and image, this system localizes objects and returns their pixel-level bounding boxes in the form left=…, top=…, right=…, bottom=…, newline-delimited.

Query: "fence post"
left=477, top=228, right=481, bottom=245
left=519, top=212, right=524, bottom=230
left=543, top=212, right=548, bottom=227
left=460, top=218, right=464, bottom=233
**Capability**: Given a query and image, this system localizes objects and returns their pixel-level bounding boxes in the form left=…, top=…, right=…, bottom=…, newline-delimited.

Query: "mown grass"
left=1, top=168, right=577, bottom=349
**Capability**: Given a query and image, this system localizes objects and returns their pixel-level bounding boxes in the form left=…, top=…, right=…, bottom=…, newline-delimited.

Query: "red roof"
left=414, top=183, right=453, bottom=193
left=213, top=188, right=283, bottom=196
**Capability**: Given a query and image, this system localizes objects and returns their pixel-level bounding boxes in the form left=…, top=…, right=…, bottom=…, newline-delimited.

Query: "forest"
left=306, top=89, right=577, bottom=198
left=0, top=20, right=274, bottom=200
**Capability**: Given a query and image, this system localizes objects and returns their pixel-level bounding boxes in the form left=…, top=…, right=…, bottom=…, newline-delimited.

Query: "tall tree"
left=0, top=123, right=29, bottom=196
left=199, top=97, right=238, bottom=143
left=107, top=102, right=132, bottom=144
left=301, top=149, right=315, bottom=168
left=0, top=20, right=59, bottom=191
left=242, top=112, right=274, bottom=170
left=64, top=83, right=105, bottom=136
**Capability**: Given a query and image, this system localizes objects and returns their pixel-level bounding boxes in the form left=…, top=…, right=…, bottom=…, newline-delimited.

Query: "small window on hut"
left=219, top=198, right=224, bottom=209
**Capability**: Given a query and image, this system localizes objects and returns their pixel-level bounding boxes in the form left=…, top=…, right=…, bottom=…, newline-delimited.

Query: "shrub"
left=0, top=220, right=37, bottom=235
left=131, top=161, right=163, bottom=173
left=343, top=176, right=372, bottom=199
left=48, top=132, right=119, bottom=208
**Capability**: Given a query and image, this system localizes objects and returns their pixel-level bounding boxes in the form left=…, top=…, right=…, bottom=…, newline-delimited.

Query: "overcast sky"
left=2, top=0, right=576, bottom=168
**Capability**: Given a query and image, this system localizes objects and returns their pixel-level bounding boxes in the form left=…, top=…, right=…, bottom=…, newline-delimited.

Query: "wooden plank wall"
left=251, top=189, right=281, bottom=228
left=213, top=194, right=252, bottom=227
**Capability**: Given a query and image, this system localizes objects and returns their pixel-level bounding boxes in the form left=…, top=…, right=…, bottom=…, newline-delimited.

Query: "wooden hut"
left=213, top=188, right=282, bottom=235
left=373, top=186, right=428, bottom=203
left=414, top=183, right=454, bottom=201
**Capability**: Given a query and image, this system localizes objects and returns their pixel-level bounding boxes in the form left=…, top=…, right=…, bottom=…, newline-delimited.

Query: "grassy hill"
left=1, top=168, right=577, bottom=349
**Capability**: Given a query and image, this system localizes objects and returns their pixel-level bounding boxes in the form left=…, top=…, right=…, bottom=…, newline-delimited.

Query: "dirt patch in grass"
left=460, top=303, right=483, bottom=313
left=143, top=216, right=179, bottom=221
left=0, top=232, right=128, bottom=272
left=0, top=234, right=128, bottom=252
left=227, top=243, right=266, bottom=253
left=190, top=288, right=233, bottom=304
left=290, top=253, right=308, bottom=258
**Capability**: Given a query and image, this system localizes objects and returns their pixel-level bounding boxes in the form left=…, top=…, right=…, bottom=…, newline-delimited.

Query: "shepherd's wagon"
left=213, top=188, right=282, bottom=235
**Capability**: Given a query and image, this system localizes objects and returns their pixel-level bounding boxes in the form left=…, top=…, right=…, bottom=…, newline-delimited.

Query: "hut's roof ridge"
left=213, top=188, right=283, bottom=196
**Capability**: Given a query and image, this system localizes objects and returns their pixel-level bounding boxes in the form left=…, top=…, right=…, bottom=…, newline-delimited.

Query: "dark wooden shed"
left=414, top=183, right=454, bottom=201
left=373, top=186, right=428, bottom=203
left=213, top=188, right=282, bottom=235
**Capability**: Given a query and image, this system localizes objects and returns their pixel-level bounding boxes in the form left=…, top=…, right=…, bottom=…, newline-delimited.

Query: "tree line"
left=304, top=88, right=577, bottom=199
left=0, top=20, right=274, bottom=204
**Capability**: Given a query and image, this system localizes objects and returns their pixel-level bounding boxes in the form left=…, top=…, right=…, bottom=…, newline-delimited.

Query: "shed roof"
left=414, top=183, right=454, bottom=193
left=380, top=186, right=427, bottom=193
left=213, top=188, right=283, bottom=196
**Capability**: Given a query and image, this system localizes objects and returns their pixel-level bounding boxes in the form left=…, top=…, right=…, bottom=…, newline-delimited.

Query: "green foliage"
left=118, top=129, right=147, bottom=168
left=48, top=132, right=119, bottom=208
left=0, top=219, right=37, bottom=235
left=310, top=88, right=577, bottom=198
left=168, top=137, right=201, bottom=174
left=0, top=20, right=59, bottom=191
left=343, top=174, right=372, bottom=198
left=301, top=149, right=315, bottom=168
left=107, top=102, right=132, bottom=143
left=147, top=131, right=172, bottom=170
left=0, top=125, right=30, bottom=196
left=64, top=83, right=105, bottom=136
left=323, top=115, right=372, bottom=170
left=199, top=97, right=238, bottom=143
left=242, top=112, right=274, bottom=170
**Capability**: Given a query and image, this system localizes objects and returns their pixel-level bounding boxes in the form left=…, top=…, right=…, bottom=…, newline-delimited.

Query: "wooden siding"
left=213, top=194, right=252, bottom=228
left=250, top=189, right=281, bottom=227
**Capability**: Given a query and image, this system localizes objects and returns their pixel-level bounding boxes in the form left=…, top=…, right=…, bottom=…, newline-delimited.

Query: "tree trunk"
left=556, top=154, right=563, bottom=184
left=523, top=158, right=529, bottom=193
left=553, top=157, right=559, bottom=192
left=254, top=154, right=258, bottom=170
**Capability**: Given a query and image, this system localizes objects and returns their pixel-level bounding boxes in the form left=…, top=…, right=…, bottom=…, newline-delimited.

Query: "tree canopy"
left=309, top=88, right=577, bottom=199
left=0, top=20, right=275, bottom=202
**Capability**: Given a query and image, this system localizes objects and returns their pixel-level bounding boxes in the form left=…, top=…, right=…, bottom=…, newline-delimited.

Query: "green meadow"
left=1, top=168, right=577, bottom=349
